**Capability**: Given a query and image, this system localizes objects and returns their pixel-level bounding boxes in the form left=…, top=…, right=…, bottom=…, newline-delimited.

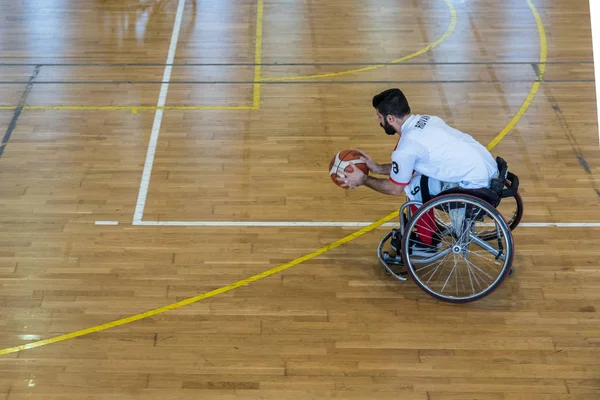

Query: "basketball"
left=329, top=149, right=369, bottom=188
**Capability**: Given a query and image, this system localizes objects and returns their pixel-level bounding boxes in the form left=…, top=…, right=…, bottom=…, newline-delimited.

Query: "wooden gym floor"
left=1, top=0, right=600, bottom=398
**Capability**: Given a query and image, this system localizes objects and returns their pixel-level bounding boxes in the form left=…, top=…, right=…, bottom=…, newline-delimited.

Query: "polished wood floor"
left=1, top=0, right=600, bottom=398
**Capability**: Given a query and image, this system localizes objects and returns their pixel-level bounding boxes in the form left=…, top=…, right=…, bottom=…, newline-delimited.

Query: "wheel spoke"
left=404, top=195, right=513, bottom=303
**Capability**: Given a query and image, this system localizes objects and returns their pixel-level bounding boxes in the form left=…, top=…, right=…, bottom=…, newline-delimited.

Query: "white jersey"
left=389, top=114, right=498, bottom=189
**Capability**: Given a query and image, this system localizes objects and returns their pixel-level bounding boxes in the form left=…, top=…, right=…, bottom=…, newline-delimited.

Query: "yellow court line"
left=252, top=0, right=264, bottom=109
left=0, top=0, right=265, bottom=114
left=486, top=0, right=547, bottom=150
left=259, top=0, right=457, bottom=82
left=0, top=0, right=546, bottom=356
left=0, top=105, right=255, bottom=113
left=0, top=212, right=400, bottom=356
left=0, top=0, right=453, bottom=113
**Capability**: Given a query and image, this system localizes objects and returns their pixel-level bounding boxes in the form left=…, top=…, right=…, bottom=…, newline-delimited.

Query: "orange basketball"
left=329, top=149, right=369, bottom=188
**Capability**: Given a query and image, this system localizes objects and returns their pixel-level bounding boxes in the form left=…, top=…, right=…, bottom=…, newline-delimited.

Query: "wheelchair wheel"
left=401, top=194, right=514, bottom=303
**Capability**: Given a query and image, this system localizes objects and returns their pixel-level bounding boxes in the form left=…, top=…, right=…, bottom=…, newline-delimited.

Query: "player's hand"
left=338, top=165, right=367, bottom=189
left=357, top=150, right=383, bottom=174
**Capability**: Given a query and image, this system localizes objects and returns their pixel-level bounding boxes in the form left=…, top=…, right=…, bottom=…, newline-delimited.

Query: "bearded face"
left=380, top=119, right=397, bottom=135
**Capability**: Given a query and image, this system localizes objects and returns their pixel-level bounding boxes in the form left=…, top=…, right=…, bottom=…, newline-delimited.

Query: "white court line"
left=129, top=0, right=598, bottom=225
left=95, top=221, right=119, bottom=226
left=133, top=0, right=186, bottom=224
left=590, top=0, right=600, bottom=145
left=131, top=221, right=600, bottom=228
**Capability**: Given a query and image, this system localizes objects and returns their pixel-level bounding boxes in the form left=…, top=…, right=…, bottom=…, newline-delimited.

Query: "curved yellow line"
left=260, top=0, right=457, bottom=82
left=0, top=212, right=400, bottom=356
left=485, top=0, right=547, bottom=150
left=0, top=0, right=546, bottom=356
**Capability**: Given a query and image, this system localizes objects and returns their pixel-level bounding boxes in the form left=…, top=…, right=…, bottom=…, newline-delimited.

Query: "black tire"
left=401, top=194, right=514, bottom=304
left=480, top=190, right=523, bottom=241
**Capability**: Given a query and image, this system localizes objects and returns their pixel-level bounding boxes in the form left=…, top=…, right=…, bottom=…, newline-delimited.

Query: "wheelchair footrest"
left=382, top=251, right=403, bottom=265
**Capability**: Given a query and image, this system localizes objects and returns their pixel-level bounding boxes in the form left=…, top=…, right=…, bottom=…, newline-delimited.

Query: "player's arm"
left=341, top=172, right=406, bottom=195
left=373, top=163, right=392, bottom=175
left=362, top=175, right=405, bottom=195
left=362, top=149, right=415, bottom=195
left=341, top=150, right=415, bottom=195
left=357, top=150, right=391, bottom=175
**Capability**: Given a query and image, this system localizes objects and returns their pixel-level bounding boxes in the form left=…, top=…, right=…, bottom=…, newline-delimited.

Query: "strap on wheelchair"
left=501, top=172, right=519, bottom=198
left=420, top=175, right=432, bottom=203
left=489, top=156, right=509, bottom=195
left=489, top=156, right=519, bottom=199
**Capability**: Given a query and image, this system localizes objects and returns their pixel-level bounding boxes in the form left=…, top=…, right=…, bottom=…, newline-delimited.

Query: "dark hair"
left=372, top=88, right=411, bottom=118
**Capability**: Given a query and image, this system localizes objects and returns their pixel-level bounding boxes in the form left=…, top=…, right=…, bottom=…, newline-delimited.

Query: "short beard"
left=380, top=121, right=397, bottom=135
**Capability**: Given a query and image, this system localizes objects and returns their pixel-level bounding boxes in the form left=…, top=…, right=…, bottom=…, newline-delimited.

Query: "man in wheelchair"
left=341, top=88, right=520, bottom=303
left=341, top=88, right=505, bottom=257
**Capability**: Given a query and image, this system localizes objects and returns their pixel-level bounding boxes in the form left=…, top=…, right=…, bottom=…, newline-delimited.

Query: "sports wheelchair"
left=377, top=157, right=523, bottom=303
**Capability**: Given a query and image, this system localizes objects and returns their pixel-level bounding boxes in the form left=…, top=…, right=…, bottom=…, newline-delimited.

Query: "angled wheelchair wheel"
left=401, top=194, right=514, bottom=303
